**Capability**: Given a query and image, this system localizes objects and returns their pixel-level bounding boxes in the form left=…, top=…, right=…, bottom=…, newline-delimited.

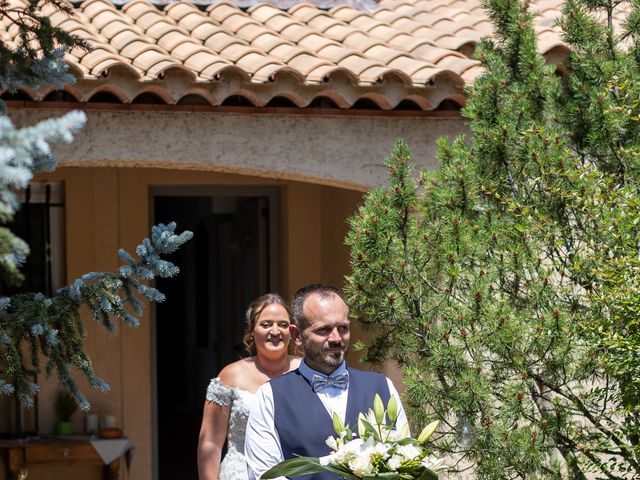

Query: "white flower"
left=326, top=436, right=338, bottom=451
left=421, top=456, right=446, bottom=471
left=348, top=450, right=375, bottom=477
left=333, top=438, right=364, bottom=464
left=319, top=454, right=335, bottom=466
left=387, top=455, right=403, bottom=470
left=383, top=429, right=401, bottom=442
left=396, top=444, right=422, bottom=461
left=371, top=441, right=390, bottom=457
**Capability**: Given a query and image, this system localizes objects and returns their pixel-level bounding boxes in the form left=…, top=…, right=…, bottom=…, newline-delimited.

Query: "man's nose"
left=327, top=327, right=342, bottom=343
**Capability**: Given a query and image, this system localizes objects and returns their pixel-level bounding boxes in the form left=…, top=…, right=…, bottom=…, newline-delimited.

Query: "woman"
left=197, top=293, right=300, bottom=480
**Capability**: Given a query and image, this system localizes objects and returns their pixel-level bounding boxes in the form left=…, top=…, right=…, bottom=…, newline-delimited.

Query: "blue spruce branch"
left=0, top=222, right=192, bottom=411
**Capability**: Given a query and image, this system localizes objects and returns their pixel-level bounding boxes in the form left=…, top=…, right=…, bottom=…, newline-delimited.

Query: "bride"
left=197, top=293, right=300, bottom=480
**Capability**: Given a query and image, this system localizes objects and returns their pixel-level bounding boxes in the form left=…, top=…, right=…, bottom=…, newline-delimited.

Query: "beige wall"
left=31, top=166, right=364, bottom=480
left=10, top=107, right=465, bottom=189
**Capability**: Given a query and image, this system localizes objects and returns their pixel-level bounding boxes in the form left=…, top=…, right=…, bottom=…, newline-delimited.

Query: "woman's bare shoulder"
left=218, top=358, right=255, bottom=388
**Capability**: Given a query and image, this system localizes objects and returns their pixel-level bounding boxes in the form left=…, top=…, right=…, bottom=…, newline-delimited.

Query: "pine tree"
left=345, top=0, right=639, bottom=477
left=0, top=1, right=192, bottom=410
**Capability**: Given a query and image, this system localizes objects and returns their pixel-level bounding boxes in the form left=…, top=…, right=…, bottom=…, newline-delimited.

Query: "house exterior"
left=0, top=0, right=582, bottom=477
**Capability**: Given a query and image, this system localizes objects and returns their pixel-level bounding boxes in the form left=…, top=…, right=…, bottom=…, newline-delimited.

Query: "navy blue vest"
left=270, top=368, right=391, bottom=480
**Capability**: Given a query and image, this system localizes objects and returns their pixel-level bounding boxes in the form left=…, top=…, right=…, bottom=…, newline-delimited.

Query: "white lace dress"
left=206, top=377, right=257, bottom=480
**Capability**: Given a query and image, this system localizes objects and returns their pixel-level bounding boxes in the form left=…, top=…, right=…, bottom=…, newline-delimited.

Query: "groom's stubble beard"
left=302, top=335, right=348, bottom=371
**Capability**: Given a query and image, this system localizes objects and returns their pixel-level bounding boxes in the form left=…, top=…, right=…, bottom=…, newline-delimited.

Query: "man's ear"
left=289, top=324, right=303, bottom=346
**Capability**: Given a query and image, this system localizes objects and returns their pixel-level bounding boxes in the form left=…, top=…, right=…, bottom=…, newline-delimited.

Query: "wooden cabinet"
left=0, top=439, right=122, bottom=480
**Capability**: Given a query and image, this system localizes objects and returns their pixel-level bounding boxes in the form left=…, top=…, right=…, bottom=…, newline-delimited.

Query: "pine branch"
left=0, top=222, right=192, bottom=411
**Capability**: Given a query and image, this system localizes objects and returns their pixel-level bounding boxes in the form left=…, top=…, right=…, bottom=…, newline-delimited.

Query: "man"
left=245, top=284, right=408, bottom=480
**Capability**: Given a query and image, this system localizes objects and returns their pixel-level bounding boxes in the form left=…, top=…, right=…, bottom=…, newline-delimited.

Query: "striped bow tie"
left=311, top=373, right=349, bottom=392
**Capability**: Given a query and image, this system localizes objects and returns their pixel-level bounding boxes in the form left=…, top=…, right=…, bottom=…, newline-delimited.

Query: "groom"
left=245, top=283, right=408, bottom=480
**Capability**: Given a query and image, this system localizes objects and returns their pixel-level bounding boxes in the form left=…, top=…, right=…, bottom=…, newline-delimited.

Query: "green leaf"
left=417, top=421, right=439, bottom=444
left=417, top=467, right=439, bottom=480
left=261, top=457, right=326, bottom=479
left=373, top=393, right=385, bottom=425
left=364, top=472, right=400, bottom=480
left=322, top=464, right=363, bottom=480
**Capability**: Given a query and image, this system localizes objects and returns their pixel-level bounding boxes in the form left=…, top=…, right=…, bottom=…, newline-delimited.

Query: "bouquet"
left=262, top=394, right=444, bottom=480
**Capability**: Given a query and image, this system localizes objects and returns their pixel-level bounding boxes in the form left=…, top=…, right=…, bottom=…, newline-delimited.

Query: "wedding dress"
left=206, top=377, right=257, bottom=480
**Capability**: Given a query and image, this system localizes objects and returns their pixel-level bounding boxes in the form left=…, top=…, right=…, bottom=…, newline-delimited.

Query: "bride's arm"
left=198, top=398, right=231, bottom=480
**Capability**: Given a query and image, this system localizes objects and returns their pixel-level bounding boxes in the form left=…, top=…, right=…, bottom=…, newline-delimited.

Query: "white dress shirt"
left=244, top=360, right=408, bottom=480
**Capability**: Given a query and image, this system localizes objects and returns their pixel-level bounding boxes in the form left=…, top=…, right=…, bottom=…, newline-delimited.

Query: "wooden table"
left=0, top=438, right=122, bottom=480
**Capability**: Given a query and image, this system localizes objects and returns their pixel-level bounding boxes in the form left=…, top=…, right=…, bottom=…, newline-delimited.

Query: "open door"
left=152, top=190, right=278, bottom=480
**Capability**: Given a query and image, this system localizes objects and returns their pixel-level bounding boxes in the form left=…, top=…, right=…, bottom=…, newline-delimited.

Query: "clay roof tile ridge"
left=121, top=0, right=158, bottom=19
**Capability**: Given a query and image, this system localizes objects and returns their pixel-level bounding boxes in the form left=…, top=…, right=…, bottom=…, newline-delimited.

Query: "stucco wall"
left=11, top=107, right=467, bottom=189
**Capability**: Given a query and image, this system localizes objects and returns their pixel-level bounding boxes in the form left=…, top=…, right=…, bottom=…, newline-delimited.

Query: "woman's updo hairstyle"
left=242, top=293, right=290, bottom=356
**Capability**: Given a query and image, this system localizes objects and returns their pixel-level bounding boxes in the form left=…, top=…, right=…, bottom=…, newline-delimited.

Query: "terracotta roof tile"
left=220, top=43, right=262, bottom=62
left=171, top=42, right=208, bottom=60
left=288, top=3, right=328, bottom=22
left=171, top=10, right=213, bottom=32
left=206, top=2, right=244, bottom=23
left=287, top=53, right=333, bottom=75
left=100, top=20, right=139, bottom=40
left=81, top=48, right=124, bottom=70
left=120, top=41, right=166, bottom=59
left=279, top=23, right=315, bottom=43
left=306, top=14, right=343, bottom=33
left=265, top=14, right=301, bottom=33
left=317, top=44, right=357, bottom=63
left=359, top=65, right=398, bottom=84
left=184, top=50, right=228, bottom=73
left=328, top=4, right=363, bottom=22
left=337, top=54, right=383, bottom=76
left=132, top=49, right=175, bottom=73
left=220, top=13, right=257, bottom=34
left=252, top=32, right=291, bottom=53
left=247, top=3, right=283, bottom=24
left=236, top=22, right=268, bottom=42
left=202, top=31, right=245, bottom=53
left=4, top=0, right=589, bottom=110
left=236, top=53, right=282, bottom=76
left=147, top=59, right=187, bottom=78
left=298, top=33, right=336, bottom=53
left=269, top=44, right=308, bottom=63
left=81, top=0, right=113, bottom=18
left=156, top=33, right=189, bottom=53
left=163, top=2, right=200, bottom=22
left=362, top=44, right=407, bottom=64
left=121, top=0, right=156, bottom=21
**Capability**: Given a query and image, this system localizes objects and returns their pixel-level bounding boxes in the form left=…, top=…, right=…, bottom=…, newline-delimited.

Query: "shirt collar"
left=299, top=359, right=347, bottom=383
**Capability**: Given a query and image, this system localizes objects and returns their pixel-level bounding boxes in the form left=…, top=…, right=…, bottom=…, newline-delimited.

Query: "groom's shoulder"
left=347, top=367, right=387, bottom=381
left=269, top=368, right=301, bottom=386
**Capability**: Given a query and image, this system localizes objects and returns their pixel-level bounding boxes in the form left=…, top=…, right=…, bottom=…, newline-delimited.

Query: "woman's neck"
left=254, top=353, right=290, bottom=378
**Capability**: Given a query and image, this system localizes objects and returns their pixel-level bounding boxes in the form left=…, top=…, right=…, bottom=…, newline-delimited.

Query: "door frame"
left=148, top=184, right=281, bottom=480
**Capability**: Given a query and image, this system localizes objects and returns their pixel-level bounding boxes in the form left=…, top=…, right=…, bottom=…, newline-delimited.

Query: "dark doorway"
left=153, top=189, right=279, bottom=480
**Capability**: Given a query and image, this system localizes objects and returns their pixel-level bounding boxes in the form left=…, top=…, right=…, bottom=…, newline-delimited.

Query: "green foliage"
left=0, top=223, right=192, bottom=411
left=345, top=0, right=640, bottom=477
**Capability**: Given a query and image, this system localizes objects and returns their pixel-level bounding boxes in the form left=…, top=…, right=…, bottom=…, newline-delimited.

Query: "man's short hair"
left=291, top=283, right=348, bottom=330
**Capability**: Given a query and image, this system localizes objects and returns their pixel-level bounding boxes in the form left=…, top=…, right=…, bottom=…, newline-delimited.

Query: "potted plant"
left=54, top=390, right=77, bottom=435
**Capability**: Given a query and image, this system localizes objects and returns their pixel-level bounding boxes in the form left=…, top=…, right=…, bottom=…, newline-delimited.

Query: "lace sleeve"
left=206, top=377, right=234, bottom=406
